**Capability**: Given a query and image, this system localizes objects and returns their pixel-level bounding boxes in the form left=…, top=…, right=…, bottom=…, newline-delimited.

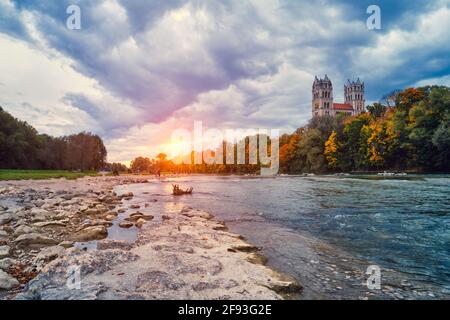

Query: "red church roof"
left=333, top=103, right=353, bottom=110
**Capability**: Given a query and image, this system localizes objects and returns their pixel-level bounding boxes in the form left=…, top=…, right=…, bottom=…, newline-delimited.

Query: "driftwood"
left=172, top=184, right=193, bottom=196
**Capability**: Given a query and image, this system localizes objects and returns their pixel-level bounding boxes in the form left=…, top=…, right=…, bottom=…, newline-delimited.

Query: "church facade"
left=312, top=75, right=365, bottom=117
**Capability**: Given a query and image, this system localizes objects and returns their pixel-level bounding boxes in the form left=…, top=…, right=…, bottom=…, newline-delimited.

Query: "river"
left=113, top=174, right=450, bottom=299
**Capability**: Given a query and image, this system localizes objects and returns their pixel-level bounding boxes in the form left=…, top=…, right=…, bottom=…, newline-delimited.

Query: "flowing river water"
left=109, top=174, right=449, bottom=299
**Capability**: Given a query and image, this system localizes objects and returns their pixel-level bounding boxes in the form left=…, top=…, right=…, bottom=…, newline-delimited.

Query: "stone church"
left=312, top=75, right=365, bottom=117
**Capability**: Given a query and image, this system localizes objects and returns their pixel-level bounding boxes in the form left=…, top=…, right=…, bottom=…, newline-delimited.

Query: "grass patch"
left=0, top=170, right=99, bottom=181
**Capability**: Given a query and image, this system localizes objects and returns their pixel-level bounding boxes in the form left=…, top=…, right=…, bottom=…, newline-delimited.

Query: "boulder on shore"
left=0, top=258, right=16, bottom=271
left=13, top=233, right=58, bottom=248
left=13, top=225, right=34, bottom=236
left=0, top=246, right=11, bottom=259
left=119, top=221, right=133, bottom=229
left=0, top=269, right=19, bottom=290
left=70, top=226, right=108, bottom=242
left=0, top=213, right=14, bottom=226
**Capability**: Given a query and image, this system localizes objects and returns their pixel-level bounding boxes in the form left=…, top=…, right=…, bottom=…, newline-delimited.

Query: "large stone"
left=105, top=215, right=117, bottom=221
left=0, top=213, right=14, bottom=226
left=34, top=246, right=65, bottom=265
left=246, top=253, right=268, bottom=265
left=13, top=233, right=58, bottom=248
left=95, top=204, right=108, bottom=212
left=14, top=225, right=34, bottom=236
left=30, top=208, right=50, bottom=222
left=0, top=246, right=10, bottom=259
left=0, top=229, right=8, bottom=239
left=228, top=244, right=260, bottom=253
left=83, top=208, right=101, bottom=215
left=0, top=258, right=16, bottom=271
left=0, top=269, right=19, bottom=290
left=59, top=241, right=74, bottom=248
left=125, top=213, right=154, bottom=222
left=33, top=221, right=66, bottom=228
left=135, top=218, right=146, bottom=228
left=265, top=272, right=303, bottom=296
left=119, top=221, right=133, bottom=229
left=70, top=226, right=108, bottom=242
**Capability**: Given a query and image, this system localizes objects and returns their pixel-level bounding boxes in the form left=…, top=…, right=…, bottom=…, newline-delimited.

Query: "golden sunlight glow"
left=162, top=139, right=192, bottom=159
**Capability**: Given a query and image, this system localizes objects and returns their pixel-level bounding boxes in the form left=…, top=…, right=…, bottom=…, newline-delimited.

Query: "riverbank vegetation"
left=308, top=85, right=449, bottom=173
left=0, top=170, right=98, bottom=180
left=129, top=86, right=449, bottom=174
left=0, top=107, right=107, bottom=171
left=2, top=85, right=448, bottom=176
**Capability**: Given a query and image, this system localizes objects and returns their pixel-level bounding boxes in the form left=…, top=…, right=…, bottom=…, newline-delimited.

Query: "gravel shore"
left=0, top=176, right=301, bottom=300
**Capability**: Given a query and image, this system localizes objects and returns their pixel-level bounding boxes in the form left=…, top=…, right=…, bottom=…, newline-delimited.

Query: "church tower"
left=344, top=78, right=365, bottom=115
left=312, top=75, right=333, bottom=117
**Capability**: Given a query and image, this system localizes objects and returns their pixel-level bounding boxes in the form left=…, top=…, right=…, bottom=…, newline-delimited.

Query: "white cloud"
left=352, top=7, right=450, bottom=81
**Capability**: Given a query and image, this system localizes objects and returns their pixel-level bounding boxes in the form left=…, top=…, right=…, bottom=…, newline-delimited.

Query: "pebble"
left=119, top=221, right=134, bottom=228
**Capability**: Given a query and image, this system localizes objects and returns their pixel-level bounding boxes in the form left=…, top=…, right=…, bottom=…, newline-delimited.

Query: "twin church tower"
left=312, top=75, right=365, bottom=117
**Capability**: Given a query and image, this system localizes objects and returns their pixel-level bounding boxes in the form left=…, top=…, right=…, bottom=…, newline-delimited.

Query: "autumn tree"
left=130, top=157, right=151, bottom=173
left=324, top=131, right=339, bottom=169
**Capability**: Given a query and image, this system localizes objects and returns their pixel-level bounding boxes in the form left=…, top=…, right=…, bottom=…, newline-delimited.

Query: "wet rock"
left=105, top=214, right=117, bottom=221
left=119, top=221, right=133, bottom=229
left=139, top=214, right=154, bottom=221
left=0, top=245, right=11, bottom=259
left=59, top=241, right=74, bottom=248
left=126, top=213, right=154, bottom=222
left=265, top=272, right=303, bottom=296
left=135, top=218, right=146, bottom=228
left=212, top=223, right=228, bottom=231
left=228, top=244, right=260, bottom=253
left=13, top=233, right=58, bottom=248
left=246, top=253, right=268, bottom=265
left=70, top=226, right=108, bottom=242
left=93, top=220, right=113, bottom=227
left=0, top=269, right=19, bottom=290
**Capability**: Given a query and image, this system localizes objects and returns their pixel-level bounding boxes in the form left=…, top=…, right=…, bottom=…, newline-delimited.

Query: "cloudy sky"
left=1, top=0, right=450, bottom=163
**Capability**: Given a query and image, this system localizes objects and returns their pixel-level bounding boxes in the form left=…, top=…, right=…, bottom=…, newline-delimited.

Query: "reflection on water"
left=116, top=174, right=450, bottom=295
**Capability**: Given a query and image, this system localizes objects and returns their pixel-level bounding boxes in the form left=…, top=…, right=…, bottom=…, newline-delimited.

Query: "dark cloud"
left=2, top=0, right=450, bottom=134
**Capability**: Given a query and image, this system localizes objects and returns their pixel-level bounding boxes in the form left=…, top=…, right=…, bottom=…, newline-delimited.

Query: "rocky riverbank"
left=0, top=176, right=300, bottom=299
